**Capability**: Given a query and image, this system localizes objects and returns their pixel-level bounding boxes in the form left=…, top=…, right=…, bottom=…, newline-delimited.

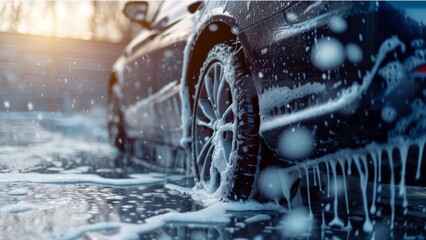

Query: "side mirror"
left=123, top=1, right=150, bottom=29
left=188, top=1, right=203, bottom=14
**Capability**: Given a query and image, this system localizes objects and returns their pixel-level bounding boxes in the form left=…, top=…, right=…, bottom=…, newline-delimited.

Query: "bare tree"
left=48, top=1, right=56, bottom=35
left=90, top=1, right=138, bottom=43
left=0, top=1, right=23, bottom=32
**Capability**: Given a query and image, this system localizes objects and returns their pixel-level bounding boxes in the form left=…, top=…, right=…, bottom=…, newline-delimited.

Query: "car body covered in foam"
left=108, top=1, right=426, bottom=197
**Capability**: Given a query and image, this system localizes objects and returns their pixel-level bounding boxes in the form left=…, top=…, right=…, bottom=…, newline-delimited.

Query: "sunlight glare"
left=78, top=3, right=93, bottom=17
left=57, top=4, right=67, bottom=18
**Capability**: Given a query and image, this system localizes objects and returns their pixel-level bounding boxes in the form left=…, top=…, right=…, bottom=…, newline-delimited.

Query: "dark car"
left=108, top=1, right=426, bottom=202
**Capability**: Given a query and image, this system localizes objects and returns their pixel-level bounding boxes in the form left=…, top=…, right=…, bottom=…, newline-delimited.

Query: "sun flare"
left=0, top=1, right=130, bottom=42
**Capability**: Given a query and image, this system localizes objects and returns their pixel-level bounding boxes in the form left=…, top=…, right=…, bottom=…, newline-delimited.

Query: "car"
left=108, top=0, right=426, bottom=203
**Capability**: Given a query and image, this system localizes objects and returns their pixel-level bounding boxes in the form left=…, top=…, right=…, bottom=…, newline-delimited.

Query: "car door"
left=240, top=1, right=351, bottom=113
left=124, top=1, right=196, bottom=147
left=239, top=1, right=355, bottom=149
left=121, top=2, right=162, bottom=108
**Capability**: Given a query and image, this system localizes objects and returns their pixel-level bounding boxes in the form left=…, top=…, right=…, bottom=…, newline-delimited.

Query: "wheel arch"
left=109, top=55, right=126, bottom=99
left=185, top=18, right=241, bottom=101
left=108, top=73, right=118, bottom=97
left=180, top=14, right=253, bottom=147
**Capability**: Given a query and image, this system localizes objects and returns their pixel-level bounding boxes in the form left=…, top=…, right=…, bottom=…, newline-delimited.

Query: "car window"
left=152, top=0, right=191, bottom=30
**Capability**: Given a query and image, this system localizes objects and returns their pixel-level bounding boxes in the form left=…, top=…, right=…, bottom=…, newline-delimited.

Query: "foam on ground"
left=54, top=200, right=286, bottom=240
left=0, top=173, right=166, bottom=187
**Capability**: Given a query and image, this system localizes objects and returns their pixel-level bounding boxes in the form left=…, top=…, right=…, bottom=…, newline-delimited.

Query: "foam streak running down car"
left=108, top=1, right=426, bottom=204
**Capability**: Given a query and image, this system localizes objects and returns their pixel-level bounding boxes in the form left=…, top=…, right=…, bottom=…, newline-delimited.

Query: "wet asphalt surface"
left=0, top=111, right=425, bottom=240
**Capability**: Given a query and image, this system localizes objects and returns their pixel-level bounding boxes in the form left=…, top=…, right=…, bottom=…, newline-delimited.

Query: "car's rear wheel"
left=108, top=84, right=127, bottom=152
left=192, top=43, right=260, bottom=200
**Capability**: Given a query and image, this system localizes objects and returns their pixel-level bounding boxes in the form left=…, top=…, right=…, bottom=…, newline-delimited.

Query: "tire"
left=108, top=84, right=127, bottom=152
left=191, top=43, right=260, bottom=200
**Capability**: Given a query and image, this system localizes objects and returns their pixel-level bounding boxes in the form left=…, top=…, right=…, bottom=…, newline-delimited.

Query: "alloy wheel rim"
left=194, top=61, right=236, bottom=192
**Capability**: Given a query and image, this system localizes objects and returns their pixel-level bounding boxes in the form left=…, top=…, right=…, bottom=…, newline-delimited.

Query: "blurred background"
left=0, top=1, right=140, bottom=112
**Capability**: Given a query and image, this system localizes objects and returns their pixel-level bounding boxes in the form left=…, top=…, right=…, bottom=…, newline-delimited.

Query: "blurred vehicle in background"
left=108, top=1, right=426, bottom=202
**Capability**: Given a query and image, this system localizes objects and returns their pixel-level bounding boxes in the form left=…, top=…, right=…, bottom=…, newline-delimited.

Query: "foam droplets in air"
left=278, top=127, right=315, bottom=160
left=346, top=43, right=363, bottom=63
left=311, top=37, right=345, bottom=70
left=4, top=101, right=10, bottom=109
left=328, top=16, right=347, bottom=33
left=278, top=207, right=313, bottom=238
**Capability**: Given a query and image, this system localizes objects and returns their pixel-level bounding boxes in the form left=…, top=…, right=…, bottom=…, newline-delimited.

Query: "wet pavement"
left=0, top=111, right=425, bottom=239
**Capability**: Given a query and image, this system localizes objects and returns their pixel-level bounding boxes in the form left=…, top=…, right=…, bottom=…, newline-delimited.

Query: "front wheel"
left=192, top=43, right=260, bottom=200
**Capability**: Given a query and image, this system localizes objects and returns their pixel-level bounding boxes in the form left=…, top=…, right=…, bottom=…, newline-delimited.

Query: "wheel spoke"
left=197, top=136, right=212, bottom=163
left=196, top=119, right=214, bottom=130
left=213, top=64, right=220, bottom=104
left=216, top=77, right=228, bottom=116
left=208, top=167, right=220, bottom=190
left=200, top=144, right=215, bottom=182
left=198, top=99, right=216, bottom=122
left=213, top=151, right=227, bottom=173
left=220, top=132, right=233, bottom=164
left=218, top=65, right=224, bottom=86
left=218, top=122, right=234, bottom=132
left=204, top=76, right=215, bottom=107
left=221, top=104, right=234, bottom=121
left=214, top=63, right=221, bottom=84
